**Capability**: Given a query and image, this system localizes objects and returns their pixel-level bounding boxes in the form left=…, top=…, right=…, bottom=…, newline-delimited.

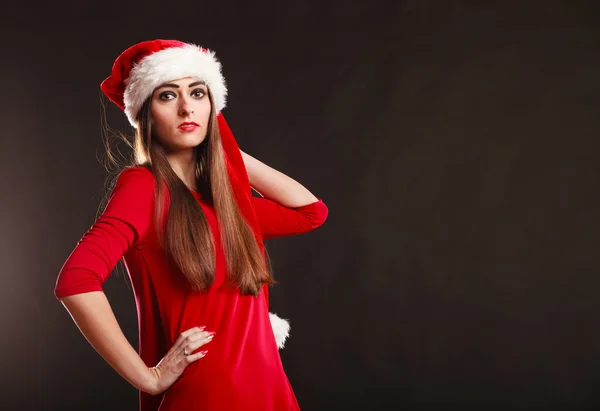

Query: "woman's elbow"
left=307, top=199, right=329, bottom=229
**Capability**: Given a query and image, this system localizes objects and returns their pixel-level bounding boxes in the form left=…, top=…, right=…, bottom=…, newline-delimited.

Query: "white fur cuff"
left=269, top=312, right=290, bottom=349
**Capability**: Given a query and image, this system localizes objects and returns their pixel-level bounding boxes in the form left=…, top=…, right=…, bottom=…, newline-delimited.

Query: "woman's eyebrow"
left=155, top=81, right=206, bottom=91
left=155, top=83, right=179, bottom=91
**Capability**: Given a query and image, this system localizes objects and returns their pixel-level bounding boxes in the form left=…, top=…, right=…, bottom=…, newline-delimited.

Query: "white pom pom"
left=269, top=312, right=291, bottom=349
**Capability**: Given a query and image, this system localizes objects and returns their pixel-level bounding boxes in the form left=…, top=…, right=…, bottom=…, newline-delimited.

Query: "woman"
left=54, top=39, right=328, bottom=411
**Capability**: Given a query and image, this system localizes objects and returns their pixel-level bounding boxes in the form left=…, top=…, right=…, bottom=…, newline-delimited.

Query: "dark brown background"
left=2, top=1, right=600, bottom=410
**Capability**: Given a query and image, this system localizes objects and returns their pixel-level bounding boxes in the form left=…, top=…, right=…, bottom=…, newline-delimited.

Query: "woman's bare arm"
left=240, top=151, right=319, bottom=207
left=59, top=292, right=158, bottom=394
left=60, top=292, right=213, bottom=395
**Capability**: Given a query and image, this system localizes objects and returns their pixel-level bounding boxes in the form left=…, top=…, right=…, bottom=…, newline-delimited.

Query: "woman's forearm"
left=59, top=292, right=157, bottom=394
left=240, top=151, right=319, bottom=208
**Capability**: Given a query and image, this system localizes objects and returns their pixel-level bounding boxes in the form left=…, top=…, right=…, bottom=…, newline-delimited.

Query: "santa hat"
left=100, top=39, right=227, bottom=127
left=100, top=39, right=289, bottom=349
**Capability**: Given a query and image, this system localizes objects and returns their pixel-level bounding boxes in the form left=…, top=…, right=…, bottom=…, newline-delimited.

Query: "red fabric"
left=55, top=166, right=328, bottom=410
left=100, top=39, right=187, bottom=110
left=217, top=114, right=274, bottom=310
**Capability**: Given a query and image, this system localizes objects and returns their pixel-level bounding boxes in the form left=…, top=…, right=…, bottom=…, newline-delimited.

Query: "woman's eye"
left=159, top=91, right=176, bottom=101
left=192, top=88, right=206, bottom=98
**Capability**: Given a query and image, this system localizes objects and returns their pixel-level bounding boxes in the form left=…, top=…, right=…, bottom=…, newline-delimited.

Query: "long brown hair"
left=103, top=88, right=274, bottom=296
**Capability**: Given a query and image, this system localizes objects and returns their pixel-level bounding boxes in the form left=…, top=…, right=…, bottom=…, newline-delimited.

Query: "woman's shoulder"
left=117, top=165, right=154, bottom=183
left=113, top=165, right=156, bottom=195
left=101, top=165, right=156, bottom=231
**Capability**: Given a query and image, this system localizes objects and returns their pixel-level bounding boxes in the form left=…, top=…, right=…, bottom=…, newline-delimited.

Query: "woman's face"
left=150, top=77, right=212, bottom=152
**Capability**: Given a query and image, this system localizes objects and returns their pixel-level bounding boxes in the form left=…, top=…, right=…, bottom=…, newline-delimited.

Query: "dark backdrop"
left=2, top=1, right=600, bottom=410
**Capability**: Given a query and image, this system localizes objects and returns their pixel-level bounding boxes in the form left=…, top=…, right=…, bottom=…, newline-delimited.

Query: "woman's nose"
left=179, top=106, right=195, bottom=116
left=178, top=98, right=195, bottom=116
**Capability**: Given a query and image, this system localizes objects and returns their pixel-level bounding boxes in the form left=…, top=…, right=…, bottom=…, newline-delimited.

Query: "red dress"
left=54, top=166, right=329, bottom=411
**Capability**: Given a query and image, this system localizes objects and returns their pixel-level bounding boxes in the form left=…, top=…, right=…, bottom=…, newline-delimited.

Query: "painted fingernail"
left=207, top=331, right=216, bottom=335
left=200, top=350, right=208, bottom=355
left=198, top=326, right=206, bottom=330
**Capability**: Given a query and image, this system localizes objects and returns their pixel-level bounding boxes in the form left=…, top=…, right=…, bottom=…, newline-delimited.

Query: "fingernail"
left=198, top=326, right=206, bottom=330
left=207, top=331, right=216, bottom=335
left=200, top=350, right=208, bottom=355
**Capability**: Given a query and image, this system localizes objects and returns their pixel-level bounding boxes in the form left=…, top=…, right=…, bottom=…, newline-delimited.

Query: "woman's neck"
left=165, top=149, right=198, bottom=191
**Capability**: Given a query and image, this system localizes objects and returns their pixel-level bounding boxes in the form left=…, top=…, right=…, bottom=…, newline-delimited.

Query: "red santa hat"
left=100, top=39, right=290, bottom=349
left=100, top=39, right=227, bottom=127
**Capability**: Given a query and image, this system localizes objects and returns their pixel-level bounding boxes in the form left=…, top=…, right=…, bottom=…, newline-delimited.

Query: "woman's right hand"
left=146, top=326, right=215, bottom=395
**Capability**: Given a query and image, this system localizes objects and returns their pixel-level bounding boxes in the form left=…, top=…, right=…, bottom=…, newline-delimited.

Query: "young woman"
left=54, top=39, right=328, bottom=411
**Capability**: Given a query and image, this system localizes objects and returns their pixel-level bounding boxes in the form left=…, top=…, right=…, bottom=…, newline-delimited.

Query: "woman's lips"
left=178, top=122, right=199, bottom=132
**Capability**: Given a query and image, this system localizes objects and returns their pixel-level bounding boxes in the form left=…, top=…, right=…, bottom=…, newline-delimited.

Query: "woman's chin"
left=166, top=137, right=206, bottom=152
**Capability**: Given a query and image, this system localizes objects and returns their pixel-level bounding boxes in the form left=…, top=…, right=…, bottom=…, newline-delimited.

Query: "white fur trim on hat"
left=269, top=312, right=290, bottom=350
left=123, top=44, right=227, bottom=126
